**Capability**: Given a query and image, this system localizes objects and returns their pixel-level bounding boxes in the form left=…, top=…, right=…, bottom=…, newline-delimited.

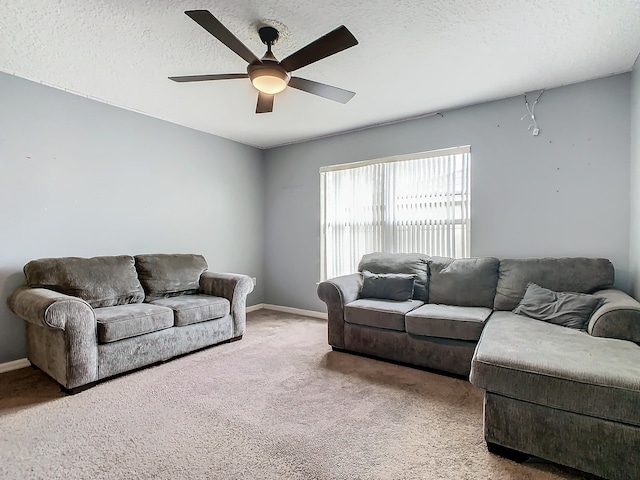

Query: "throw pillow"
left=513, top=282, right=605, bottom=330
left=360, top=270, right=415, bottom=302
left=358, top=252, right=429, bottom=301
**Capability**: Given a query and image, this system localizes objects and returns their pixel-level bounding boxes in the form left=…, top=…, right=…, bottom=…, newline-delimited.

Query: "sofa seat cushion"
left=405, top=304, right=492, bottom=341
left=150, top=294, right=230, bottom=327
left=345, top=299, right=424, bottom=331
left=95, top=304, right=174, bottom=343
left=470, top=311, right=640, bottom=427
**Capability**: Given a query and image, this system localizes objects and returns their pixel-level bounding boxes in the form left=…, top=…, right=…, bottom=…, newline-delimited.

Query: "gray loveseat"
left=8, top=253, right=253, bottom=393
left=317, top=252, right=640, bottom=479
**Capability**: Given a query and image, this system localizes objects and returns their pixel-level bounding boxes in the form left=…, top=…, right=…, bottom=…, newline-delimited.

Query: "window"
left=320, top=146, right=471, bottom=279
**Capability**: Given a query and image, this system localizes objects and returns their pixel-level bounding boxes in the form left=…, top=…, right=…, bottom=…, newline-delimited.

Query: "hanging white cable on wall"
left=521, top=90, right=544, bottom=136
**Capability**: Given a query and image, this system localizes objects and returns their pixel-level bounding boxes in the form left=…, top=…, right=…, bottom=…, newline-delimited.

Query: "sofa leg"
left=228, top=335, right=243, bottom=343
left=486, top=442, right=530, bottom=463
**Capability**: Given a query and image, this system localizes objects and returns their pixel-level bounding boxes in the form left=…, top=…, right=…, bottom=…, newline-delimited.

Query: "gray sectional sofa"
left=317, top=252, right=640, bottom=479
left=8, top=253, right=253, bottom=392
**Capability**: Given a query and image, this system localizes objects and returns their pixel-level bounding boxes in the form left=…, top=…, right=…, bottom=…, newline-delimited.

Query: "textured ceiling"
left=2, top=1, right=640, bottom=148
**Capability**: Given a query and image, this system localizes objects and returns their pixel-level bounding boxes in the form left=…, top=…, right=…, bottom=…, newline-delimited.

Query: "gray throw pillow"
left=513, top=283, right=605, bottom=330
left=360, top=270, right=415, bottom=301
left=358, top=252, right=429, bottom=302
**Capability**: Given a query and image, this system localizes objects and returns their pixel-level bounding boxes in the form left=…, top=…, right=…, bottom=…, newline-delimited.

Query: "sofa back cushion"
left=494, top=257, right=614, bottom=311
left=358, top=252, right=429, bottom=301
left=24, top=255, right=145, bottom=308
left=134, top=254, right=208, bottom=301
left=428, top=257, right=499, bottom=308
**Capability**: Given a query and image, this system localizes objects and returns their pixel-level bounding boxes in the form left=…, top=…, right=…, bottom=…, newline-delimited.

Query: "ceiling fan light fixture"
left=248, top=63, right=290, bottom=95
left=252, top=73, right=287, bottom=94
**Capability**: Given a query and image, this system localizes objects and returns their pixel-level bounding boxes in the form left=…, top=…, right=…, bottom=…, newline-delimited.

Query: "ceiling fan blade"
left=256, top=92, right=274, bottom=113
left=185, top=10, right=261, bottom=65
left=288, top=77, right=355, bottom=104
left=279, top=26, right=358, bottom=73
left=169, top=73, right=248, bottom=82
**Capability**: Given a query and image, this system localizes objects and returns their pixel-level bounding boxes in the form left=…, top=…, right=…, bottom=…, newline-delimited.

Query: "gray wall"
left=0, top=72, right=265, bottom=363
left=630, top=56, right=640, bottom=298
left=1, top=71, right=634, bottom=363
left=264, top=74, right=632, bottom=312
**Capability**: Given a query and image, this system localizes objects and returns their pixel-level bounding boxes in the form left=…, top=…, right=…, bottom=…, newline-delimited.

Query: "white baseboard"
left=262, top=304, right=328, bottom=320
left=246, top=303, right=264, bottom=313
left=0, top=358, right=31, bottom=374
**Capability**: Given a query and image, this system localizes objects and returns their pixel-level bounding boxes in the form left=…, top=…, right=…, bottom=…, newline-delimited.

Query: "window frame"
left=320, top=145, right=471, bottom=280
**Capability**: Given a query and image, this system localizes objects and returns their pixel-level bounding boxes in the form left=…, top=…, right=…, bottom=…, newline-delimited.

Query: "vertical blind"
left=320, top=146, right=471, bottom=280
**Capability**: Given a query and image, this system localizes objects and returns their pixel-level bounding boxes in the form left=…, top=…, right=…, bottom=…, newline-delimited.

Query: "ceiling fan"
left=169, top=10, right=358, bottom=113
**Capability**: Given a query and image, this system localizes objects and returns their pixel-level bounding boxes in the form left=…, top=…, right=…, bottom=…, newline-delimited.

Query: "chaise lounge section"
left=470, top=310, right=640, bottom=479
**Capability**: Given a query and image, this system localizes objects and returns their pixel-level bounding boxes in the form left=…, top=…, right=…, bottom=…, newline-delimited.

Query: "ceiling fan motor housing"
left=258, top=26, right=279, bottom=45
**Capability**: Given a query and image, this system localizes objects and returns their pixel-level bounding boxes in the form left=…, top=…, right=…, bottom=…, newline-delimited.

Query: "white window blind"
left=320, top=146, right=471, bottom=280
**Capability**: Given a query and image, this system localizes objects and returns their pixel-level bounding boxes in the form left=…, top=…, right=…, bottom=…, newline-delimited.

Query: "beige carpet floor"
left=0, top=310, right=598, bottom=480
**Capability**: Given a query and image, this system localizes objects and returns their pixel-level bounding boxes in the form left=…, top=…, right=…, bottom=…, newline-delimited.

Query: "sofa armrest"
left=8, top=286, right=93, bottom=330
left=199, top=272, right=254, bottom=337
left=7, top=286, right=98, bottom=389
left=590, top=288, right=640, bottom=344
left=317, top=273, right=363, bottom=349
